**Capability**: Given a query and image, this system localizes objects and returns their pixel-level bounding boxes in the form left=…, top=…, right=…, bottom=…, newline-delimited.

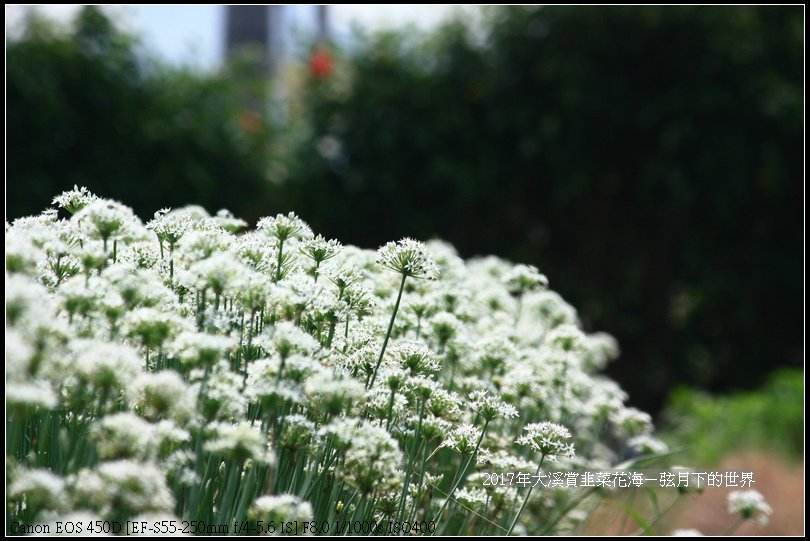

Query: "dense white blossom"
left=376, top=238, right=439, bottom=280
left=249, top=494, right=313, bottom=524
left=92, top=413, right=156, bottom=460
left=442, top=423, right=483, bottom=454
left=72, top=199, right=139, bottom=245
left=468, top=389, right=519, bottom=421
left=70, top=460, right=174, bottom=518
left=628, top=435, right=669, bottom=455
left=516, top=422, right=576, bottom=462
left=204, top=421, right=270, bottom=463
left=9, top=468, right=67, bottom=510
left=5, top=190, right=672, bottom=535
left=214, top=209, right=248, bottom=233
left=52, top=185, right=99, bottom=214
left=503, top=263, right=549, bottom=295
left=7, top=380, right=58, bottom=409
left=129, top=370, right=196, bottom=423
left=727, top=490, right=772, bottom=526
left=256, top=212, right=313, bottom=242
left=300, top=234, right=342, bottom=264
left=671, top=529, right=704, bottom=536
left=340, top=422, right=401, bottom=494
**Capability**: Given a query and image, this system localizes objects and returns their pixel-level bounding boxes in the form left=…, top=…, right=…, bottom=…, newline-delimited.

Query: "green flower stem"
left=385, top=389, right=397, bottom=430
left=275, top=238, right=285, bottom=282
left=216, top=461, right=242, bottom=524
left=507, top=456, right=545, bottom=535
left=232, top=464, right=257, bottom=522
left=431, top=419, right=490, bottom=525
left=514, top=295, right=523, bottom=326
left=313, top=260, right=321, bottom=282
left=644, top=492, right=682, bottom=534
left=723, top=516, right=747, bottom=536
left=396, top=399, right=425, bottom=522
left=342, top=314, right=350, bottom=353
left=407, top=438, right=432, bottom=524
left=618, top=487, right=637, bottom=535
left=326, top=319, right=336, bottom=348
left=368, top=273, right=407, bottom=389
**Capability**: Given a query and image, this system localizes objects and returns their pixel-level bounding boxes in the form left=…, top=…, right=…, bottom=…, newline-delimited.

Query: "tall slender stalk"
left=507, top=456, right=546, bottom=535
left=274, top=239, right=285, bottom=282
left=723, top=516, right=747, bottom=536
left=368, top=273, right=406, bottom=389
left=431, top=419, right=490, bottom=524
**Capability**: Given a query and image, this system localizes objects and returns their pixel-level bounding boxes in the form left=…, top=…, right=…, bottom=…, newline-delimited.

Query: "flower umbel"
left=516, top=421, right=576, bottom=462
left=503, top=263, right=549, bottom=295
left=727, top=489, right=772, bottom=526
left=256, top=212, right=313, bottom=242
left=377, top=238, right=439, bottom=280
left=468, top=390, right=519, bottom=421
left=52, top=185, right=98, bottom=215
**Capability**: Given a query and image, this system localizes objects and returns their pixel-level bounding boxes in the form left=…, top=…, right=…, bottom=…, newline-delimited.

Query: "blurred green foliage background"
left=7, top=7, right=278, bottom=223
left=663, top=368, right=804, bottom=464
left=6, top=6, right=803, bottom=414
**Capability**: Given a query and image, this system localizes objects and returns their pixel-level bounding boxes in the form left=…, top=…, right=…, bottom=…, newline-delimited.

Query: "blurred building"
left=225, top=5, right=328, bottom=75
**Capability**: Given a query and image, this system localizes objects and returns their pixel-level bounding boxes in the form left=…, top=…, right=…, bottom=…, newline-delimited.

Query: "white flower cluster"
left=249, top=494, right=313, bottom=524
left=376, top=237, right=440, bottom=280
left=516, top=421, right=576, bottom=462
left=503, top=263, right=549, bottom=295
left=6, top=188, right=667, bottom=534
left=670, top=489, right=773, bottom=536
left=727, top=489, right=772, bottom=526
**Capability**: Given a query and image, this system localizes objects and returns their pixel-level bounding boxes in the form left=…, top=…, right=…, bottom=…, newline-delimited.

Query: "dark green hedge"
left=283, top=6, right=804, bottom=411
left=7, top=6, right=277, bottom=223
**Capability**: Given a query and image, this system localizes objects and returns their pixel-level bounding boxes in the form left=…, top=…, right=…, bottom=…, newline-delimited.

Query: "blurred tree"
left=284, top=6, right=803, bottom=411
left=7, top=6, right=279, bottom=223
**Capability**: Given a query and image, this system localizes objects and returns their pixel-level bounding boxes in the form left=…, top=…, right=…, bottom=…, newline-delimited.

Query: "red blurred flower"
left=239, top=109, right=262, bottom=134
left=309, top=47, right=334, bottom=79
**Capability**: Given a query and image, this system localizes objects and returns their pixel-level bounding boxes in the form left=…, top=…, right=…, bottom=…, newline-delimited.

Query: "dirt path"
left=582, top=451, right=804, bottom=535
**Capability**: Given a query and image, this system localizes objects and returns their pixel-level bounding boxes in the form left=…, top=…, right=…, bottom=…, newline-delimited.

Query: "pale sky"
left=5, top=5, right=471, bottom=69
